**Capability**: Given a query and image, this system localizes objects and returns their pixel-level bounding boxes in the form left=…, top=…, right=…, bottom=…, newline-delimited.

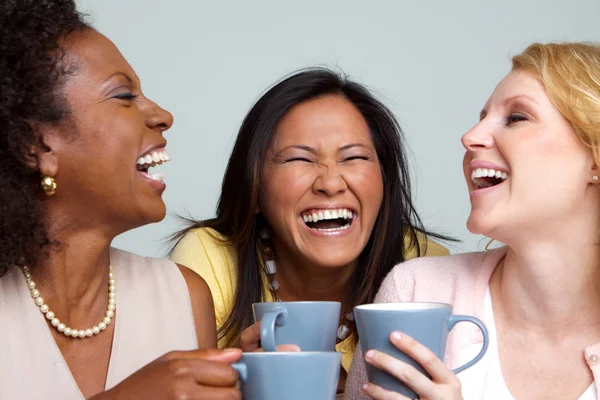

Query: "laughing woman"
left=0, top=1, right=241, bottom=399
left=170, top=68, right=450, bottom=395
left=346, top=42, right=600, bottom=400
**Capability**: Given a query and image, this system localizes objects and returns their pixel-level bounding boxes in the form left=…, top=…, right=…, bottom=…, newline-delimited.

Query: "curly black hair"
left=0, top=0, right=90, bottom=276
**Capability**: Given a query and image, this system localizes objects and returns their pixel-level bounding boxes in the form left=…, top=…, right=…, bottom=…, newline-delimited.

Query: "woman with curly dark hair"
left=0, top=1, right=242, bottom=398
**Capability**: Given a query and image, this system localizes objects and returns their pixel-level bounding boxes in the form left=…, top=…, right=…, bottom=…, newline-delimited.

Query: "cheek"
left=349, top=165, right=384, bottom=210
left=259, top=168, right=310, bottom=216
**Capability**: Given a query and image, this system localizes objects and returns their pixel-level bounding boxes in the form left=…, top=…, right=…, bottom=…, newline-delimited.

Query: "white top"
left=0, top=248, right=198, bottom=399
left=459, top=287, right=596, bottom=399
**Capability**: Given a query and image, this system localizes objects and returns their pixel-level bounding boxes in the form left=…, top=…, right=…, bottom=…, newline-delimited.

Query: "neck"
left=31, top=210, right=116, bottom=327
left=491, top=215, right=600, bottom=336
left=273, top=248, right=355, bottom=303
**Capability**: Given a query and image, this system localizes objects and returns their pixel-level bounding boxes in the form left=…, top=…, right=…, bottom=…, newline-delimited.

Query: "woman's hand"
left=362, top=332, right=462, bottom=400
left=240, top=321, right=301, bottom=352
left=91, top=348, right=243, bottom=400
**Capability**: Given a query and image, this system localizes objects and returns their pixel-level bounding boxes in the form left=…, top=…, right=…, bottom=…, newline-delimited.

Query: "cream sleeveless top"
left=0, top=248, right=198, bottom=399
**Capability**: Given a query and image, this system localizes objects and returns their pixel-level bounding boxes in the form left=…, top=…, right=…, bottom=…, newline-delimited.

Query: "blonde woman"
left=346, top=42, right=600, bottom=400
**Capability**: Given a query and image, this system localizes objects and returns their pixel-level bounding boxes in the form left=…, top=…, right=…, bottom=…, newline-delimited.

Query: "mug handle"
left=231, top=362, right=247, bottom=382
left=260, top=307, right=288, bottom=352
left=447, top=315, right=489, bottom=374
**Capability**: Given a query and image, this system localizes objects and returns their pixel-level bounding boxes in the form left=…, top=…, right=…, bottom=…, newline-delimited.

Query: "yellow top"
left=171, top=227, right=449, bottom=372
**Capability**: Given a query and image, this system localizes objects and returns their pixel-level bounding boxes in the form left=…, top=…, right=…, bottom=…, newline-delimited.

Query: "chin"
left=466, top=214, right=493, bottom=236
left=139, top=201, right=167, bottom=225
left=307, top=254, right=359, bottom=270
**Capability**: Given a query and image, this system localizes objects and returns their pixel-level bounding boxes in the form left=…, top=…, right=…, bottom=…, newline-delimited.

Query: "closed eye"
left=284, top=157, right=314, bottom=163
left=343, top=156, right=371, bottom=162
left=506, top=113, right=528, bottom=125
left=113, top=93, right=138, bottom=101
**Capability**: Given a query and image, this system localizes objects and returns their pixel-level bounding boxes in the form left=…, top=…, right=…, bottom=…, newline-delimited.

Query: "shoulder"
left=176, top=227, right=231, bottom=248
left=394, top=249, right=493, bottom=278
left=375, top=248, right=506, bottom=303
left=110, top=247, right=174, bottom=271
left=171, top=228, right=235, bottom=264
left=176, top=263, right=217, bottom=348
left=176, top=263, right=213, bottom=306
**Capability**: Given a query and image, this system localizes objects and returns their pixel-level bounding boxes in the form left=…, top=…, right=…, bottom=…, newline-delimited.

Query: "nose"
left=461, top=120, right=494, bottom=151
left=145, top=99, right=174, bottom=133
left=312, top=165, right=347, bottom=197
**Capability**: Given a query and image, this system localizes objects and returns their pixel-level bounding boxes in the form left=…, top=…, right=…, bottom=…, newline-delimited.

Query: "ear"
left=590, top=163, right=599, bottom=184
left=26, top=122, right=61, bottom=178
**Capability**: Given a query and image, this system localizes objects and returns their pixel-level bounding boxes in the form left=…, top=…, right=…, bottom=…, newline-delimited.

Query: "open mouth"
left=471, top=167, right=508, bottom=189
left=301, top=208, right=355, bottom=232
left=136, top=148, right=170, bottom=183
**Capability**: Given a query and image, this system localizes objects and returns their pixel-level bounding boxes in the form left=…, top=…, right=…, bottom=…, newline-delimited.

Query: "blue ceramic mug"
left=253, top=301, right=341, bottom=351
left=355, top=302, right=489, bottom=398
left=231, top=351, right=341, bottom=400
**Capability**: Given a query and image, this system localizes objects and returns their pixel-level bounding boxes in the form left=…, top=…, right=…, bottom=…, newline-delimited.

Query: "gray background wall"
left=76, top=0, right=600, bottom=257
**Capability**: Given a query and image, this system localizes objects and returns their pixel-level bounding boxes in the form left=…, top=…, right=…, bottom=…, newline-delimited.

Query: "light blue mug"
left=231, top=352, right=341, bottom=400
left=253, top=301, right=341, bottom=351
left=355, top=302, right=489, bottom=398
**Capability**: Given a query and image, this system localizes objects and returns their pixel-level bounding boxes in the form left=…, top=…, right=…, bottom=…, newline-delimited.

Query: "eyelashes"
left=505, top=113, right=528, bottom=125
left=282, top=155, right=371, bottom=163
left=113, top=93, right=138, bottom=101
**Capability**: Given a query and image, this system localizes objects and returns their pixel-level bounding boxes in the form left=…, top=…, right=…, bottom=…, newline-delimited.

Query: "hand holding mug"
left=355, top=302, right=488, bottom=399
left=362, top=331, right=463, bottom=400
left=92, top=348, right=243, bottom=400
left=240, top=321, right=301, bottom=352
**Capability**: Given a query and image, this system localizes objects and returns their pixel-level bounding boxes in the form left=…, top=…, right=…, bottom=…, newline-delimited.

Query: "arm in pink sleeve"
left=344, top=264, right=415, bottom=399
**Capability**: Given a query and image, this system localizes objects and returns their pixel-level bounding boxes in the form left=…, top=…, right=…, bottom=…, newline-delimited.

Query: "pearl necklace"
left=22, top=265, right=116, bottom=339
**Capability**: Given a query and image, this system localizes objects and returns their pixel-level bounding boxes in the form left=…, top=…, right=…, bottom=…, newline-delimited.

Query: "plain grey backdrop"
left=76, top=0, right=600, bottom=257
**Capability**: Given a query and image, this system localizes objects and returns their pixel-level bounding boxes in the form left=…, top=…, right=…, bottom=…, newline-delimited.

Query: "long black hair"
left=173, top=67, right=450, bottom=346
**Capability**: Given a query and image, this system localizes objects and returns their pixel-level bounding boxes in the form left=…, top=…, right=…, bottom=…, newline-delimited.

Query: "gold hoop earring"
left=40, top=175, right=57, bottom=196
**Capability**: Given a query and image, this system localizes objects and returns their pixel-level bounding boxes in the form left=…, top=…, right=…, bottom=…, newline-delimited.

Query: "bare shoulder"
left=177, top=264, right=213, bottom=302
left=176, top=263, right=217, bottom=349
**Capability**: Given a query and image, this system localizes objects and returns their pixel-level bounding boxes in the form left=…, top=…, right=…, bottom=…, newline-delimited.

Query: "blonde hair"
left=512, top=42, right=600, bottom=165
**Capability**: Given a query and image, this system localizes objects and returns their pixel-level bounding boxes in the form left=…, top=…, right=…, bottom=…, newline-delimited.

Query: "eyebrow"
left=479, top=94, right=539, bottom=120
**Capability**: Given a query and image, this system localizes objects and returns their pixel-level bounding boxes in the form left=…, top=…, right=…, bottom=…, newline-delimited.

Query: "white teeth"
left=136, top=148, right=171, bottom=170
left=470, top=167, right=509, bottom=189
left=470, top=168, right=509, bottom=182
left=301, top=208, right=355, bottom=225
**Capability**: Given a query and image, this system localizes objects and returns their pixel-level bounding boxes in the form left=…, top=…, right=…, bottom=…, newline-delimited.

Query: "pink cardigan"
left=344, top=247, right=600, bottom=399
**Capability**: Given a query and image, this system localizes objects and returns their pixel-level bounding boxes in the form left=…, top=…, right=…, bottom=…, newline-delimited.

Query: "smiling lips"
left=136, top=148, right=170, bottom=183
left=471, top=167, right=509, bottom=190
left=301, top=208, right=355, bottom=232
